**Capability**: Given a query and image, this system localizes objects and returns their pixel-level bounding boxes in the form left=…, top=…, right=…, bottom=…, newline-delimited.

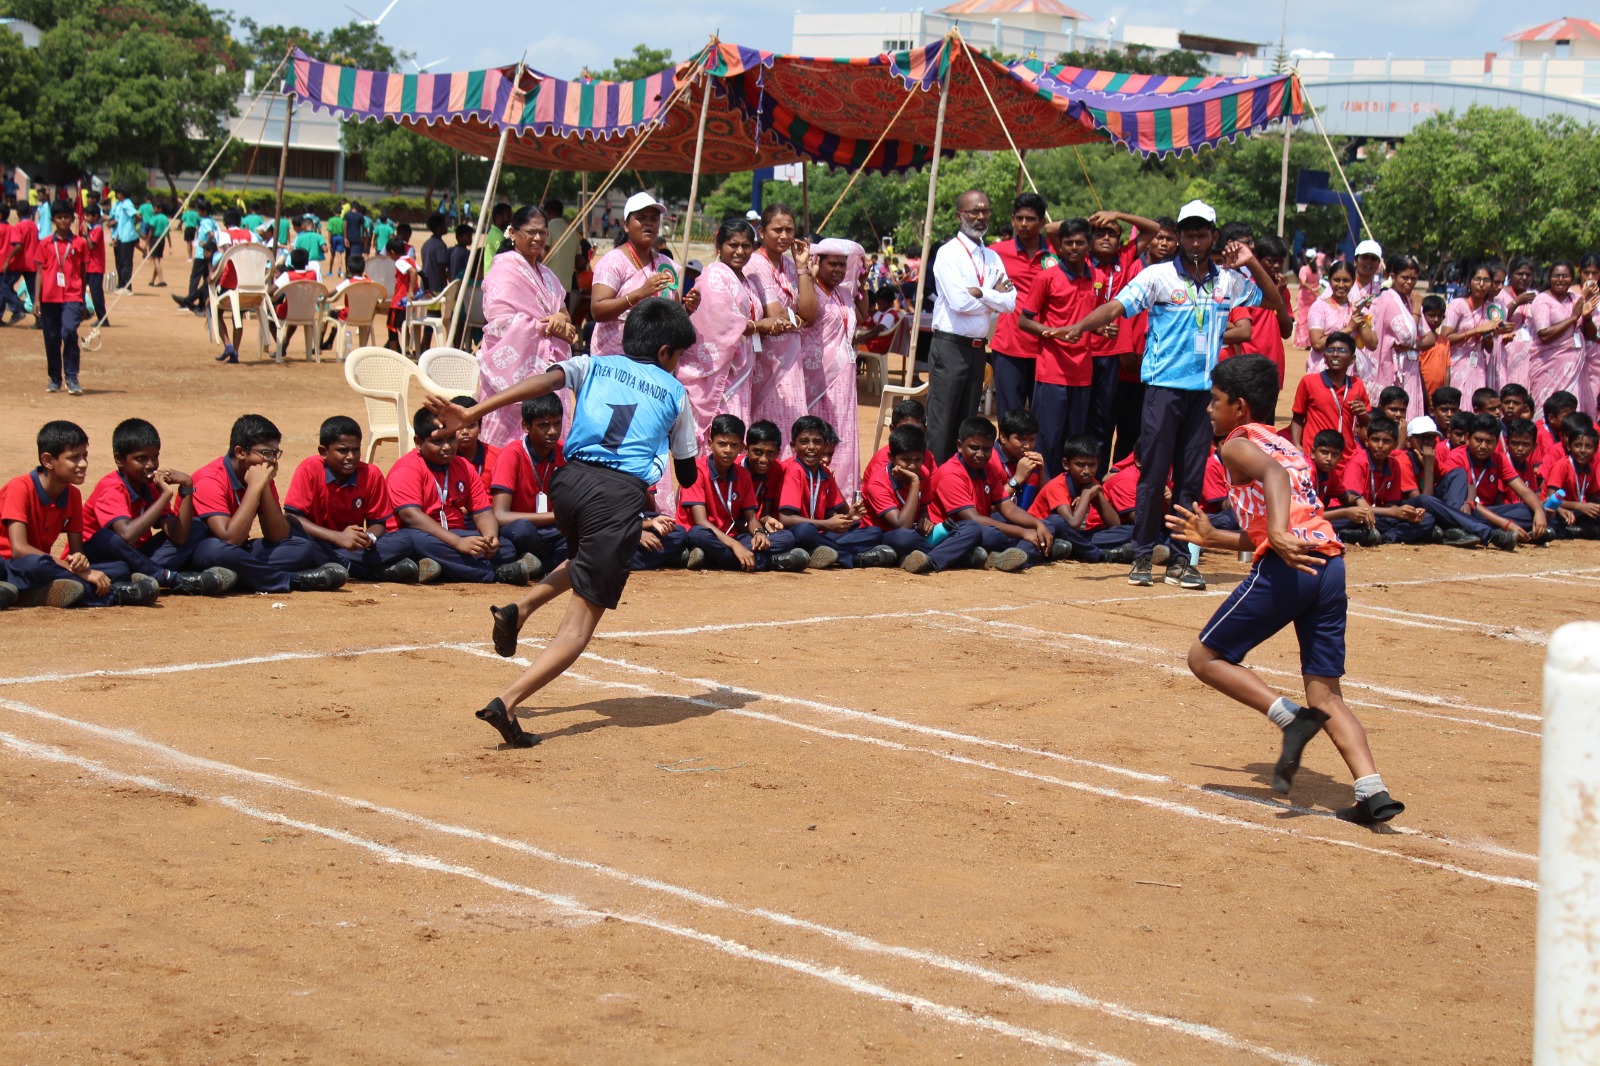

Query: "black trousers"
left=114, top=240, right=137, bottom=289
left=1132, top=385, right=1212, bottom=556
left=927, top=332, right=989, bottom=463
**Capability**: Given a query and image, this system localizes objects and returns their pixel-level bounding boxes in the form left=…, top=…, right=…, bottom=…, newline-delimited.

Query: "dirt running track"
left=0, top=281, right=1584, bottom=1064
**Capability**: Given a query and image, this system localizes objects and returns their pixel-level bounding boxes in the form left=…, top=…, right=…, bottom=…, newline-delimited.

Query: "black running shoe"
left=168, top=566, right=237, bottom=596
left=1165, top=557, right=1207, bottom=590
left=1489, top=529, right=1519, bottom=552
left=476, top=697, right=540, bottom=748
left=1337, top=791, right=1405, bottom=825
left=1272, top=706, right=1331, bottom=794
left=1128, top=553, right=1154, bottom=586
left=379, top=558, right=421, bottom=583
left=109, top=574, right=161, bottom=607
left=290, top=562, right=349, bottom=592
left=490, top=603, right=521, bottom=658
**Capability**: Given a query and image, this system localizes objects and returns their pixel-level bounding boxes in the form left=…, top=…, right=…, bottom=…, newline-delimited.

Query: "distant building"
left=0, top=17, right=41, bottom=48
left=791, top=1, right=1261, bottom=72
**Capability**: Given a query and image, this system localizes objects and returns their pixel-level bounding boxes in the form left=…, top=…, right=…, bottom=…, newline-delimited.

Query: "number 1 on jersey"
left=600, top=403, right=637, bottom=451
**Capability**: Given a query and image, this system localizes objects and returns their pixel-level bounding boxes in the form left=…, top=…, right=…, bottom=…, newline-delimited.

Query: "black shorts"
left=149, top=239, right=164, bottom=259
left=183, top=226, right=197, bottom=242
left=551, top=459, right=648, bottom=610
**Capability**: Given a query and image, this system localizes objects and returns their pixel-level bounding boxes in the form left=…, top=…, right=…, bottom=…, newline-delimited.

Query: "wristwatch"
left=1005, top=477, right=1020, bottom=491
left=178, top=484, right=195, bottom=498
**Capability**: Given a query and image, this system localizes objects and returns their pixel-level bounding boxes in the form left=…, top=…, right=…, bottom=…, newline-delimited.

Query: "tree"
left=238, top=18, right=404, bottom=89
left=587, top=44, right=675, bottom=82
left=1053, top=45, right=1211, bottom=78
left=1, top=0, right=244, bottom=190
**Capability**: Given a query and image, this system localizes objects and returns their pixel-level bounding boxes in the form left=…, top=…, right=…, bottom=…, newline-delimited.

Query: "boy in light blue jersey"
left=428, top=296, right=700, bottom=750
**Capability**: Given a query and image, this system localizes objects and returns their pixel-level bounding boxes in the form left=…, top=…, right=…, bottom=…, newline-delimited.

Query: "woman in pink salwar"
left=678, top=219, right=788, bottom=445
left=1305, top=261, right=1372, bottom=377
left=474, top=206, right=582, bottom=448
left=1529, top=261, right=1593, bottom=413
left=1442, top=264, right=1509, bottom=399
left=796, top=236, right=868, bottom=499
left=1493, top=258, right=1538, bottom=392
left=1579, top=255, right=1600, bottom=415
left=588, top=192, right=699, bottom=356
left=746, top=204, right=806, bottom=451
left=1369, top=255, right=1435, bottom=418
left=1293, top=253, right=1320, bottom=349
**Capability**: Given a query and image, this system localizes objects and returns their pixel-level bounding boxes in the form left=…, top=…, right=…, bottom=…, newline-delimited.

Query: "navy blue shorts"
left=1199, top=551, right=1347, bottom=678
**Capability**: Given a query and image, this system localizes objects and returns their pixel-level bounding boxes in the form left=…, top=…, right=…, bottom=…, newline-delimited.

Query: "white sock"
left=1266, top=696, right=1301, bottom=730
left=1354, top=774, right=1386, bottom=801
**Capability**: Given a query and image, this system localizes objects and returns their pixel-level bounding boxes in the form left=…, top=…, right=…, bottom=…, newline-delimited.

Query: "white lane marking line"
left=0, top=717, right=1321, bottom=1066
left=1349, top=566, right=1600, bottom=589
left=462, top=647, right=1536, bottom=889
left=1345, top=602, right=1547, bottom=644
left=0, top=643, right=440, bottom=687
left=951, top=615, right=1543, bottom=726
left=0, top=733, right=1136, bottom=1066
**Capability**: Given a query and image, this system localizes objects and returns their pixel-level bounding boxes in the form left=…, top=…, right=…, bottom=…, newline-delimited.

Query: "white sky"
left=240, top=2, right=1585, bottom=80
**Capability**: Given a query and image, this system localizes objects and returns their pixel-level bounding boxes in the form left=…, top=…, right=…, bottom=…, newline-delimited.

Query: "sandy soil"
left=0, top=276, right=1585, bottom=1064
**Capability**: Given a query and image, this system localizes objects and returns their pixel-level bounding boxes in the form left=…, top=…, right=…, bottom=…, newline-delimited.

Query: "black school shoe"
left=168, top=567, right=237, bottom=596
left=379, top=558, right=421, bottom=584
left=1489, top=529, right=1519, bottom=552
left=18, top=578, right=85, bottom=608
left=1337, top=791, right=1405, bottom=825
left=769, top=547, right=810, bottom=573
left=1272, top=706, right=1331, bottom=794
left=476, top=697, right=540, bottom=748
left=1102, top=544, right=1137, bottom=565
left=0, top=580, right=18, bottom=609
left=490, top=603, right=521, bottom=657
left=854, top=545, right=899, bottom=568
left=1127, top=553, right=1154, bottom=586
left=109, top=574, right=161, bottom=607
left=494, top=553, right=541, bottom=585
left=1049, top=538, right=1076, bottom=561
left=290, top=563, right=349, bottom=592
left=901, top=549, right=934, bottom=574
left=1441, top=528, right=1479, bottom=548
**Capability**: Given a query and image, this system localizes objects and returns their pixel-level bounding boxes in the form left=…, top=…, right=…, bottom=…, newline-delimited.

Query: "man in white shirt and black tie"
left=928, top=189, right=1016, bottom=461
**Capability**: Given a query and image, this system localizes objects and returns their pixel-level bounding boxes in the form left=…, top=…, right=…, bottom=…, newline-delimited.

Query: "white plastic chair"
left=321, top=281, right=387, bottom=362
left=270, top=280, right=325, bottom=362
left=344, top=346, right=419, bottom=463
left=417, top=346, right=480, bottom=398
left=364, top=254, right=398, bottom=302
left=403, top=278, right=460, bottom=357
left=872, top=381, right=930, bottom=457
left=208, top=243, right=273, bottom=350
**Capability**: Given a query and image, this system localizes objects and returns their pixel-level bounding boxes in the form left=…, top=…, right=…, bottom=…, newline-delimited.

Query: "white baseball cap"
left=1176, top=199, right=1216, bottom=225
left=1406, top=416, right=1440, bottom=437
left=686, top=259, right=703, bottom=272
left=1354, top=239, right=1383, bottom=259
left=623, top=192, right=663, bottom=219
left=745, top=209, right=761, bottom=221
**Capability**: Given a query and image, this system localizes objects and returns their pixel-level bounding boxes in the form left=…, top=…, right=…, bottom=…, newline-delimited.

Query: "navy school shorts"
left=551, top=459, right=649, bottom=610
left=1198, top=550, right=1347, bottom=678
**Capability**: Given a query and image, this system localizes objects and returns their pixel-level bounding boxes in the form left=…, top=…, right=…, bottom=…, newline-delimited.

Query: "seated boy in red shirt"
left=83, top=417, right=234, bottom=595
left=1165, top=353, right=1402, bottom=826
left=491, top=394, right=569, bottom=571
left=680, top=414, right=808, bottom=572
left=450, top=395, right=501, bottom=485
left=1, top=420, right=158, bottom=608
left=1289, top=331, right=1369, bottom=461
left=286, top=415, right=435, bottom=583
left=189, top=414, right=345, bottom=593
left=1543, top=423, right=1600, bottom=539
left=1026, top=434, right=1134, bottom=563
left=740, top=419, right=788, bottom=532
left=863, top=423, right=985, bottom=574
left=988, top=407, right=1045, bottom=513
left=387, top=407, right=538, bottom=585
left=1307, top=429, right=1379, bottom=546
left=927, top=415, right=1069, bottom=572
left=1502, top=418, right=1544, bottom=497
left=777, top=416, right=894, bottom=569
left=1336, top=416, right=1434, bottom=544
left=1410, top=412, right=1547, bottom=551
left=864, top=399, right=936, bottom=486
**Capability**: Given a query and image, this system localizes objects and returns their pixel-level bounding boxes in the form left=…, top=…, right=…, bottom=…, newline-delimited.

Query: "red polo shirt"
left=1, top=471, right=83, bottom=559
left=1542, top=454, right=1598, bottom=503
left=1460, top=451, right=1520, bottom=507
left=1022, top=262, right=1096, bottom=387
left=1087, top=238, right=1145, bottom=358
left=84, top=223, right=107, bottom=274
left=191, top=456, right=282, bottom=522
left=84, top=471, right=169, bottom=545
left=1338, top=449, right=1417, bottom=506
left=928, top=453, right=1009, bottom=524
left=860, top=455, right=924, bottom=531
left=386, top=450, right=491, bottom=531
left=988, top=236, right=1051, bottom=361
left=1292, top=371, right=1370, bottom=460
left=36, top=235, right=87, bottom=303
left=285, top=457, right=392, bottom=530
left=778, top=459, right=846, bottom=520
left=677, top=457, right=758, bottom=534
left=741, top=457, right=785, bottom=516
left=490, top=439, right=566, bottom=513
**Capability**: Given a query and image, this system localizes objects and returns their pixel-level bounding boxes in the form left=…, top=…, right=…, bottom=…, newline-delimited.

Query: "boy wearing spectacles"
left=189, top=413, right=346, bottom=592
left=1288, top=330, right=1370, bottom=463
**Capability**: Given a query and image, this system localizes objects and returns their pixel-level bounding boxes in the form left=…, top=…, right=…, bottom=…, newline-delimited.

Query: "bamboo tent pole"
left=677, top=48, right=715, bottom=266
left=446, top=58, right=526, bottom=349
left=902, top=32, right=955, bottom=387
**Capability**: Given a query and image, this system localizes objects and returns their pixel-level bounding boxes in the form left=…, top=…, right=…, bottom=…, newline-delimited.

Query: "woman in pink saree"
left=745, top=204, right=805, bottom=452
left=1369, top=255, right=1435, bottom=418
left=1580, top=254, right=1600, bottom=415
left=1293, top=253, right=1320, bottom=349
left=1492, top=257, right=1538, bottom=391
left=1528, top=261, right=1591, bottom=412
left=475, top=206, right=582, bottom=448
left=588, top=191, right=699, bottom=357
left=1305, top=260, right=1372, bottom=377
left=678, top=219, right=788, bottom=444
left=1442, top=264, right=1509, bottom=399
left=796, top=236, right=868, bottom=499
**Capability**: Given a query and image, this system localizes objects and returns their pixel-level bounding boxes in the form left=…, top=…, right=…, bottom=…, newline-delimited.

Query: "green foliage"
left=1053, top=45, right=1211, bottom=78
left=587, top=43, right=675, bottom=82
left=1365, top=106, right=1600, bottom=265
left=1, top=0, right=245, bottom=189
left=238, top=17, right=405, bottom=88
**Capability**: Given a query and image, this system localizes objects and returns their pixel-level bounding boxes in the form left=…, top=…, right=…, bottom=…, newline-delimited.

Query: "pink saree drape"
left=475, top=252, right=572, bottom=448
left=1443, top=297, right=1491, bottom=398
left=800, top=239, right=865, bottom=500
left=1370, top=288, right=1423, bottom=417
left=589, top=244, right=682, bottom=356
left=678, top=260, right=762, bottom=443
left=746, top=248, right=807, bottom=456
left=1492, top=287, right=1533, bottom=393
left=1527, top=291, right=1582, bottom=408
left=1293, top=266, right=1319, bottom=349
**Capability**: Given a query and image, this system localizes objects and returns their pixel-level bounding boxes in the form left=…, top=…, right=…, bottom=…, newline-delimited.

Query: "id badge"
left=752, top=333, right=763, bottom=353
left=56, top=271, right=65, bottom=287
left=1576, top=333, right=1586, bottom=350
left=1470, top=354, right=1479, bottom=369
left=536, top=492, right=548, bottom=513
left=1193, top=329, right=1210, bottom=354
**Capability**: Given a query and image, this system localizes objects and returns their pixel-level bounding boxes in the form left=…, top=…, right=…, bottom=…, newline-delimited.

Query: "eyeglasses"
left=958, top=206, right=992, bottom=218
left=251, top=447, right=283, bottom=460
left=1324, top=347, right=1353, bottom=356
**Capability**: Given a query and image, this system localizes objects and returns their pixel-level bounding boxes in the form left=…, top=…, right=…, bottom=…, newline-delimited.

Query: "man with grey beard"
left=927, top=189, right=1015, bottom=461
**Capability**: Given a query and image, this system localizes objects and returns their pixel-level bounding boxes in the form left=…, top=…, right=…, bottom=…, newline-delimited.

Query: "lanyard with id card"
left=523, top=440, right=552, bottom=513
left=1184, top=275, right=1214, bottom=355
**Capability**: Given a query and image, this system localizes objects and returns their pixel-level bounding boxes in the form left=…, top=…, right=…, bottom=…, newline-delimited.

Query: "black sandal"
left=476, top=698, right=539, bottom=748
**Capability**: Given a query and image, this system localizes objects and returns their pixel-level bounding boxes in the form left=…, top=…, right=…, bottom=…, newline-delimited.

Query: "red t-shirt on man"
left=988, top=236, right=1051, bottom=362
left=1021, top=263, right=1096, bottom=387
